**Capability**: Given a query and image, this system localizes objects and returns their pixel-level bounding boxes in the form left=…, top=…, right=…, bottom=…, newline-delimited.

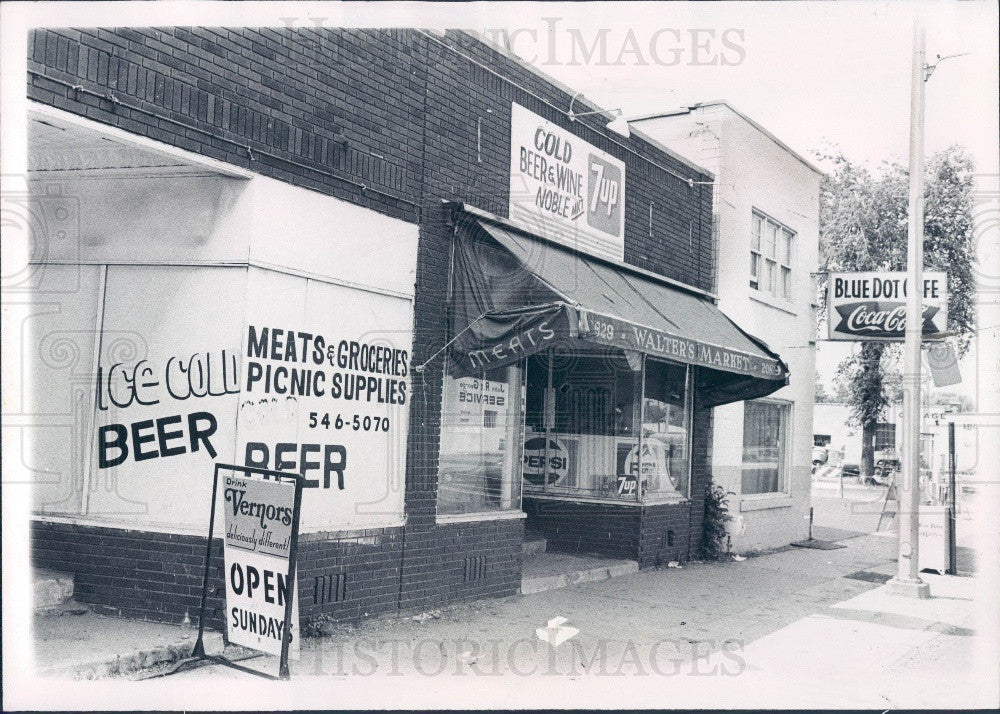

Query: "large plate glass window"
left=437, top=366, right=523, bottom=515
left=521, top=349, right=691, bottom=501
left=523, top=350, right=638, bottom=499
left=641, top=359, right=691, bottom=499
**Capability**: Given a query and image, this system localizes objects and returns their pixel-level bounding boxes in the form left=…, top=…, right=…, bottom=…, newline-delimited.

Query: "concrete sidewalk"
left=31, top=530, right=992, bottom=708
left=724, top=570, right=987, bottom=708
left=33, top=611, right=224, bottom=679
left=152, top=531, right=990, bottom=708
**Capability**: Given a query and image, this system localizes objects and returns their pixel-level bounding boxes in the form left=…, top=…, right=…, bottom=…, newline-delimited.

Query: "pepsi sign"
left=522, top=436, right=572, bottom=486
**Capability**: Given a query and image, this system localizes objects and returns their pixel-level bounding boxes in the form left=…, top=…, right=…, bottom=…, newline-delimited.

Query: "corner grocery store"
left=20, top=27, right=786, bottom=626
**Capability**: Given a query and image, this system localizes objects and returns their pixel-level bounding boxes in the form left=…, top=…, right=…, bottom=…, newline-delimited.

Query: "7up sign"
left=587, top=154, right=622, bottom=238
left=509, top=102, right=626, bottom=261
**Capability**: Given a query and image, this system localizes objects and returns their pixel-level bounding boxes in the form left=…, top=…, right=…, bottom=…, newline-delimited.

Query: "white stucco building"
left=633, top=101, right=822, bottom=552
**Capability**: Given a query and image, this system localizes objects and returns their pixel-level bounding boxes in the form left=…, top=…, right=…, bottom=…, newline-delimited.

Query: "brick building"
left=634, top=102, right=822, bottom=553
left=20, top=28, right=788, bottom=630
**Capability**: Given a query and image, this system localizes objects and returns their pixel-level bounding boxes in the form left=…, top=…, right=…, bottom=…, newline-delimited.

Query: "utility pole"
left=886, top=21, right=931, bottom=598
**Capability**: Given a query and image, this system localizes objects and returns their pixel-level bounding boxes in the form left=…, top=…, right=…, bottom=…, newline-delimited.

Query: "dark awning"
left=448, top=214, right=789, bottom=407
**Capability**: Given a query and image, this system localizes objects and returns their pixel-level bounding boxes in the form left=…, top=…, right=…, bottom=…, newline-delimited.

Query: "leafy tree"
left=816, top=373, right=854, bottom=403
left=818, top=146, right=976, bottom=479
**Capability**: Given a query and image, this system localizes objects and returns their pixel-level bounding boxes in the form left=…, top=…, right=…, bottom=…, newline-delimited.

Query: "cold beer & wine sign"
left=827, top=272, right=948, bottom=341
left=509, top=102, right=626, bottom=262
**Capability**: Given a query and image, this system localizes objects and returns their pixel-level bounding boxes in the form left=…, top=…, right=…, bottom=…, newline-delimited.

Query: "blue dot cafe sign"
left=827, top=271, right=948, bottom=341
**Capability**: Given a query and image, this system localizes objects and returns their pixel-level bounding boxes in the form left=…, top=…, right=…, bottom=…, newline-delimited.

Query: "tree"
left=818, top=146, right=976, bottom=479
left=816, top=373, right=853, bottom=404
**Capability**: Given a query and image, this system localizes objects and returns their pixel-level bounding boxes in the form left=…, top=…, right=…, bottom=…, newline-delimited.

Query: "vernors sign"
left=223, top=473, right=299, bottom=658
left=827, top=272, right=948, bottom=341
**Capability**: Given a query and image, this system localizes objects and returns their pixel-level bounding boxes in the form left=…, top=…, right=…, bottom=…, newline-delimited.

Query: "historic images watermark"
left=272, top=17, right=747, bottom=69
left=2, top=180, right=153, bottom=513
left=482, top=19, right=747, bottom=68
left=299, top=628, right=748, bottom=678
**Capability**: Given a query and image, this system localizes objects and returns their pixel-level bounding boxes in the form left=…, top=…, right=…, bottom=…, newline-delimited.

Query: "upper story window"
left=750, top=211, right=795, bottom=302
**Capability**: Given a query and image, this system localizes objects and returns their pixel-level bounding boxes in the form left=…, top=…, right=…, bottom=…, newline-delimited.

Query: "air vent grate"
left=314, top=572, right=348, bottom=604
left=463, top=556, right=487, bottom=583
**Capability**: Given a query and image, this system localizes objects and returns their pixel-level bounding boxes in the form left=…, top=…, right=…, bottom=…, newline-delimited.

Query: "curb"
left=39, top=631, right=225, bottom=680
left=519, top=560, right=639, bottom=595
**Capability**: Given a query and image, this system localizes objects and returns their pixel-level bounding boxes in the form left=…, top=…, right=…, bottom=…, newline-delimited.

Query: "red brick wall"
left=27, top=27, right=716, bottom=624
left=523, top=499, right=644, bottom=560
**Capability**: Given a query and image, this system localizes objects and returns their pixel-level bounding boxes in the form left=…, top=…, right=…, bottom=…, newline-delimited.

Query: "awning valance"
left=447, top=213, right=789, bottom=407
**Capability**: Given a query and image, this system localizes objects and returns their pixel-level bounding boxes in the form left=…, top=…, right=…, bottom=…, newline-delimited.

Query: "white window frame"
left=740, top=398, right=792, bottom=498
left=750, top=210, right=795, bottom=303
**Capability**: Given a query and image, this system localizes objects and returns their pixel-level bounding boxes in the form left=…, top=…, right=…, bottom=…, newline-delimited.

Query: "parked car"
left=870, top=458, right=900, bottom=486
left=841, top=463, right=860, bottom=479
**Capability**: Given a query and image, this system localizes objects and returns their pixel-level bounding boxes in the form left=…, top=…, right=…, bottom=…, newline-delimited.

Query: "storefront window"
left=523, top=351, right=638, bottom=499
left=522, top=350, right=691, bottom=501
left=437, top=367, right=523, bottom=515
left=742, top=400, right=789, bottom=494
left=641, top=360, right=691, bottom=498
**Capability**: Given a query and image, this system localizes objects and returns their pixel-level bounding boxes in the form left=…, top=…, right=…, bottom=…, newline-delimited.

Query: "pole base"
left=884, top=577, right=931, bottom=599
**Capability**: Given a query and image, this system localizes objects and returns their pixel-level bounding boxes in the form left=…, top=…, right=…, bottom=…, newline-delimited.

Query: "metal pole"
left=543, top=350, right=552, bottom=494
left=636, top=354, right=646, bottom=502
left=500, top=364, right=520, bottom=510
left=947, top=421, right=957, bottom=574
left=888, top=21, right=930, bottom=598
left=192, top=465, right=221, bottom=657
left=278, top=473, right=304, bottom=680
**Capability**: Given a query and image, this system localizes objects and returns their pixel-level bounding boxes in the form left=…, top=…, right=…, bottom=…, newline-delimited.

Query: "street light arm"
left=924, top=51, right=972, bottom=81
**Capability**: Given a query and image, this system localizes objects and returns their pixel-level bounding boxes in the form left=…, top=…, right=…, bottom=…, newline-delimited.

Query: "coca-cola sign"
left=827, top=271, right=948, bottom=341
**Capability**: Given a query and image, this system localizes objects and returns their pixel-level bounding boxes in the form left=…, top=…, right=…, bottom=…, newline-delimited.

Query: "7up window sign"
left=509, top=102, right=626, bottom=261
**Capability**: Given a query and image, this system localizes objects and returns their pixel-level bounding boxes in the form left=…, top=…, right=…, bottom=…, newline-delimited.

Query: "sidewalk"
left=139, top=531, right=991, bottom=709
left=32, top=611, right=224, bottom=679
left=29, top=515, right=992, bottom=708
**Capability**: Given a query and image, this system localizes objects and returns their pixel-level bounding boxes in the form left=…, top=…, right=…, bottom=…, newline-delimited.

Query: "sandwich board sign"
left=223, top=471, right=300, bottom=659
left=189, top=463, right=303, bottom=680
left=827, top=272, right=948, bottom=341
left=918, top=505, right=952, bottom=574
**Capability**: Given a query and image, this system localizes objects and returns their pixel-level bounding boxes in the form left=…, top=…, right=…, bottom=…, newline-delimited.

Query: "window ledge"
left=523, top=492, right=642, bottom=507
left=748, top=291, right=799, bottom=316
left=436, top=509, right=527, bottom=525
left=522, top=493, right=689, bottom=507
left=739, top=494, right=793, bottom=511
left=641, top=495, right=691, bottom=506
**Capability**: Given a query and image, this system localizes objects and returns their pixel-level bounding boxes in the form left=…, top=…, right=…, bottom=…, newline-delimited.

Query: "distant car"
left=871, top=458, right=900, bottom=485
left=812, top=446, right=829, bottom=467
left=841, top=463, right=860, bottom=479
